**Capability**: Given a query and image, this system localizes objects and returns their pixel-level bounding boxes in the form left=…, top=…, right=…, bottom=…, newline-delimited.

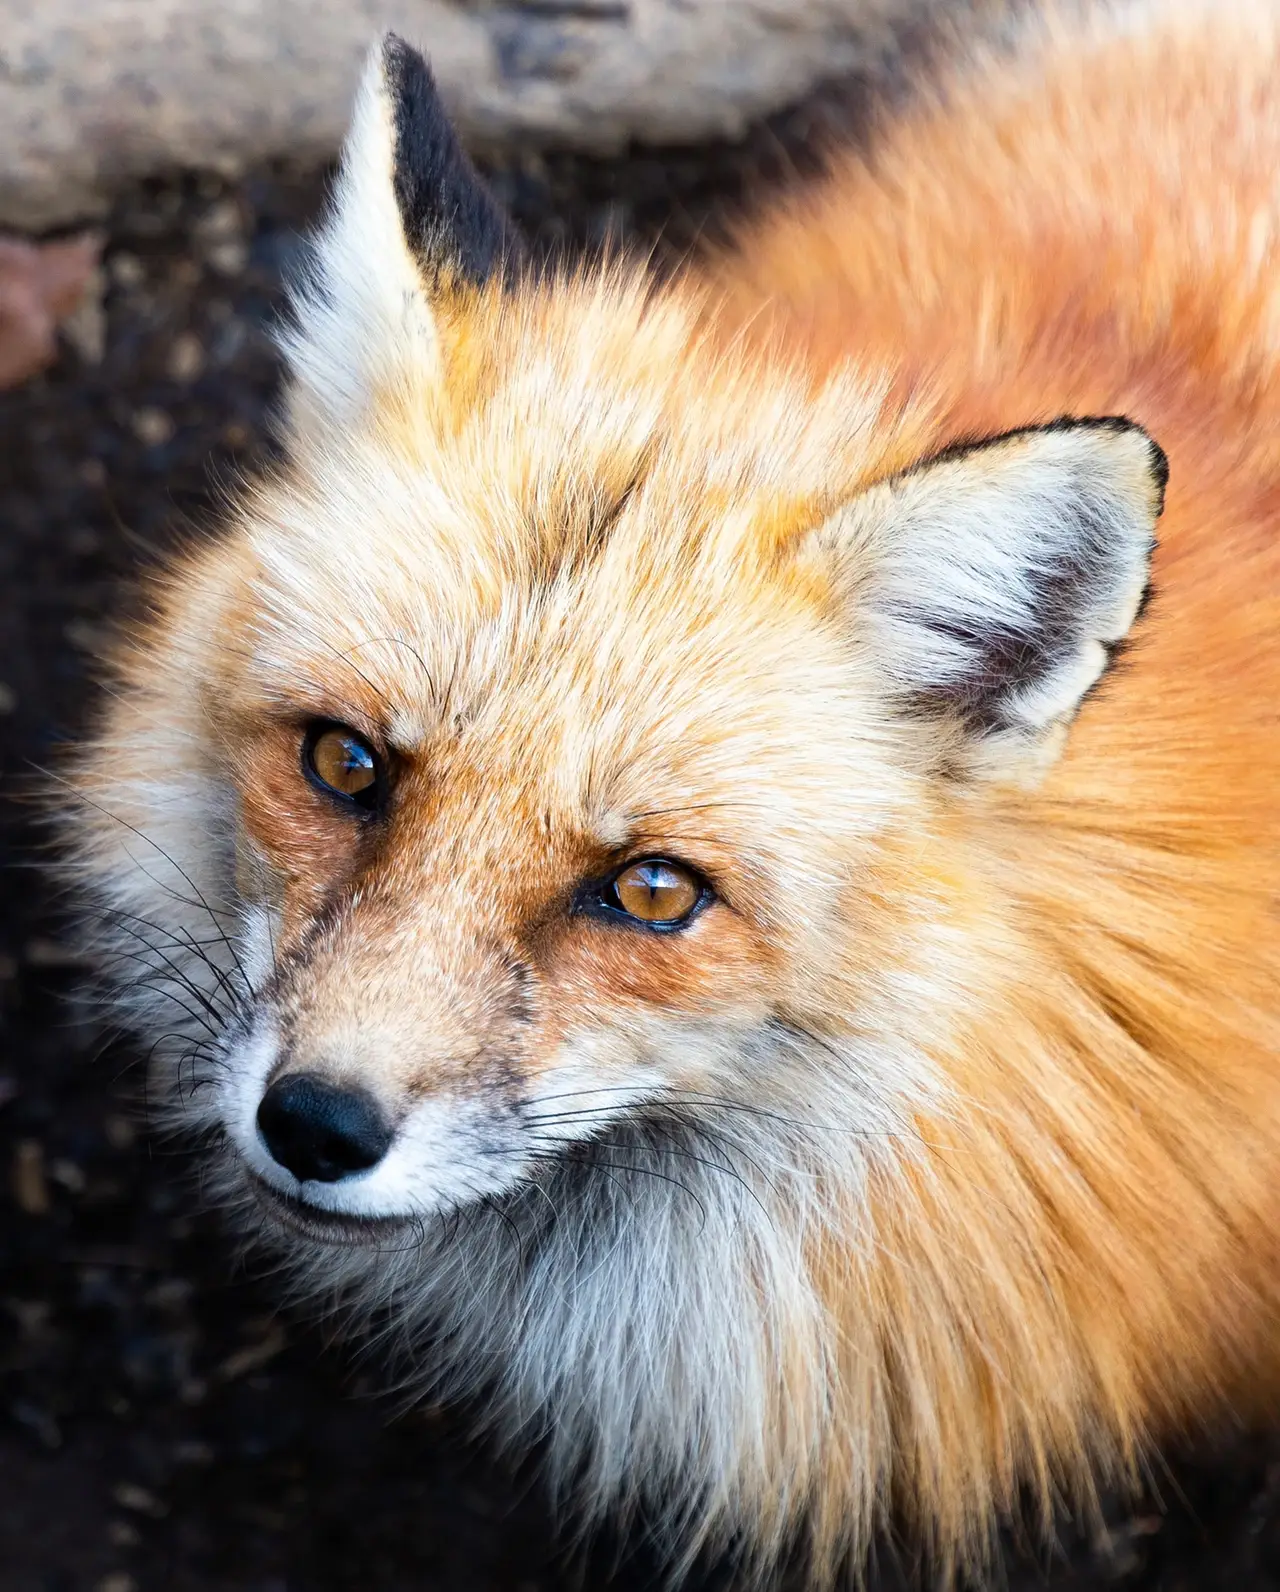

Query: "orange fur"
left=699, top=1, right=1280, bottom=1565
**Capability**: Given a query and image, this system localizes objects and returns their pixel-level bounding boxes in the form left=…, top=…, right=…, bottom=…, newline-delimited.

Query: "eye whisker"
left=205, top=632, right=376, bottom=738
left=340, top=633, right=436, bottom=707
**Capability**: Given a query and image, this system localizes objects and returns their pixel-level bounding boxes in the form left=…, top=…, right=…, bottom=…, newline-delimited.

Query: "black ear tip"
left=1093, top=416, right=1169, bottom=511
left=1146, top=436, right=1170, bottom=514
left=382, top=31, right=436, bottom=94
left=378, top=28, right=523, bottom=289
left=1033, top=413, right=1170, bottom=515
left=1111, top=418, right=1170, bottom=516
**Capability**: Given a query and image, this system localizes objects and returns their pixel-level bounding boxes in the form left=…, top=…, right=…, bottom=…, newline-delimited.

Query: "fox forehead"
left=203, top=275, right=921, bottom=853
left=252, top=270, right=909, bottom=627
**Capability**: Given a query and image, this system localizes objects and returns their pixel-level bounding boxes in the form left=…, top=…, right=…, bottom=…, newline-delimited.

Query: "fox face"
left=98, top=37, right=1161, bottom=1228
left=65, top=25, right=1224, bottom=1583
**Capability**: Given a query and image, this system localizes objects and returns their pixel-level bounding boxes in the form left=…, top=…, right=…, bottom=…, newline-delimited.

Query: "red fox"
left=66, top=0, right=1280, bottom=1580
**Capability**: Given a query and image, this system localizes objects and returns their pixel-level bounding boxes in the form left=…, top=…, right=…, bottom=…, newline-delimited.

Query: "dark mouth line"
left=248, top=1174, right=412, bottom=1246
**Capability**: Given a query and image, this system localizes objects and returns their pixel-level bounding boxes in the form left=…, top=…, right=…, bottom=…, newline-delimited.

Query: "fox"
left=63, top=0, right=1280, bottom=1582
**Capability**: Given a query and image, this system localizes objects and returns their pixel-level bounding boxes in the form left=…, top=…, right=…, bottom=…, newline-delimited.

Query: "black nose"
left=256, top=1074, right=392, bottom=1183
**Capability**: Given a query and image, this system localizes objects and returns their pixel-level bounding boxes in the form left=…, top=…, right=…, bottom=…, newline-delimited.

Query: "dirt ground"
left=6, top=92, right=1280, bottom=1592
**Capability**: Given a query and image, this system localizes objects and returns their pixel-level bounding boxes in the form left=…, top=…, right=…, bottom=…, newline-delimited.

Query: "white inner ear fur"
left=812, top=422, right=1163, bottom=781
left=280, top=41, right=440, bottom=440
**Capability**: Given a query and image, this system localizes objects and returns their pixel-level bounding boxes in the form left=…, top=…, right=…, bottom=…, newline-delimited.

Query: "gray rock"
left=0, top=0, right=997, bottom=231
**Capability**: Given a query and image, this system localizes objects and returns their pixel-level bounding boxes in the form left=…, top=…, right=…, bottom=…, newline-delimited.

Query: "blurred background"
left=4, top=2, right=1280, bottom=1588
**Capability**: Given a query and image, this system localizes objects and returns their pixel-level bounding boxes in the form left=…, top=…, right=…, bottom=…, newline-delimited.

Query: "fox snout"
left=256, top=1072, right=392, bottom=1183
left=217, top=890, right=546, bottom=1231
left=226, top=1012, right=535, bottom=1235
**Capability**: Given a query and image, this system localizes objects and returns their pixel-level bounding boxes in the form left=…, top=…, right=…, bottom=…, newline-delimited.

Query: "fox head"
left=69, top=33, right=1170, bottom=1580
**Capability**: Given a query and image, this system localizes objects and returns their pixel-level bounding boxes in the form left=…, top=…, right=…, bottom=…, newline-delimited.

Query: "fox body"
left=68, top=1, right=1280, bottom=1579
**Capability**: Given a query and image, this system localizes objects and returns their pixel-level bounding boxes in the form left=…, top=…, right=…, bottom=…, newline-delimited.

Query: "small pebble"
left=12, top=1140, right=50, bottom=1215
left=49, top=1158, right=86, bottom=1194
left=216, top=1323, right=286, bottom=1381
left=207, top=238, right=249, bottom=275
left=11, top=1399, right=62, bottom=1449
left=62, top=619, right=103, bottom=652
left=69, top=527, right=102, bottom=555
left=146, top=1277, right=193, bottom=1311
left=112, top=1482, right=167, bottom=1518
left=6, top=1299, right=51, bottom=1336
left=96, top=1575, right=138, bottom=1592
left=24, top=935, right=88, bottom=966
left=195, top=198, right=243, bottom=242
left=131, top=407, right=175, bottom=447
left=211, top=319, right=246, bottom=365
left=106, top=1521, right=142, bottom=1548
left=103, top=1114, right=136, bottom=1150
left=0, top=682, right=15, bottom=714
left=108, top=252, right=145, bottom=289
left=166, top=331, right=205, bottom=383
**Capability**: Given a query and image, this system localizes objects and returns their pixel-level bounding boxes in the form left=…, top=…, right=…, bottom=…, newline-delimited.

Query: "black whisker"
left=42, top=765, right=253, bottom=992
left=97, top=918, right=235, bottom=1027
left=540, top=1141, right=710, bottom=1229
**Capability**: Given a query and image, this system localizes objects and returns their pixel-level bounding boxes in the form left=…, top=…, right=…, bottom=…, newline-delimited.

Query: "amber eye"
left=302, top=724, right=382, bottom=812
left=605, top=858, right=706, bottom=929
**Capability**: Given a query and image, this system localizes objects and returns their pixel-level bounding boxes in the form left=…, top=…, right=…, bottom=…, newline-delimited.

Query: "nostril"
left=256, top=1073, right=392, bottom=1183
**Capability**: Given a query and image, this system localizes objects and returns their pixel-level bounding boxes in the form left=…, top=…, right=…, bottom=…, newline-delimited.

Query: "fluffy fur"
left=64, top=1, right=1280, bottom=1581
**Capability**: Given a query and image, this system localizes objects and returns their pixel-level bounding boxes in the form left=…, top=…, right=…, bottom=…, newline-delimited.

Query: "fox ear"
left=813, top=419, right=1166, bottom=780
left=283, top=33, right=523, bottom=436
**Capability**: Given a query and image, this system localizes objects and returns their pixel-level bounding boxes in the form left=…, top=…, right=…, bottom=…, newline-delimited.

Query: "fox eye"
left=603, top=858, right=706, bottom=929
left=303, top=724, right=382, bottom=812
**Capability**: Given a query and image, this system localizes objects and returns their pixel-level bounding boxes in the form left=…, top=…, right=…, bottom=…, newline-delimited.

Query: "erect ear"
left=811, top=418, right=1166, bottom=781
left=282, top=33, right=523, bottom=437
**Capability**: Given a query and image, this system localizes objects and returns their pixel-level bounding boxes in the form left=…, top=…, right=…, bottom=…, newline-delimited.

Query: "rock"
left=0, top=0, right=1002, bottom=232
left=0, top=232, right=101, bottom=386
